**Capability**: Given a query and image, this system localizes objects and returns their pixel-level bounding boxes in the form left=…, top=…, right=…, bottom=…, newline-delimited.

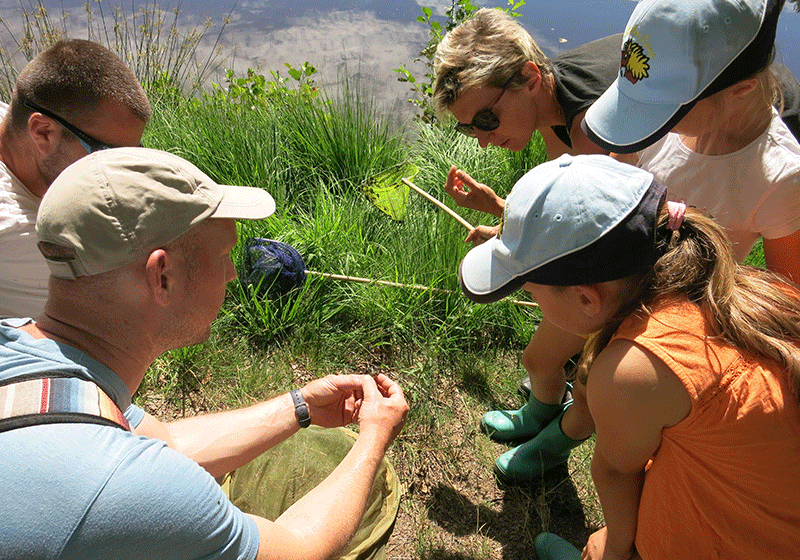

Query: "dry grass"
left=384, top=369, right=601, bottom=559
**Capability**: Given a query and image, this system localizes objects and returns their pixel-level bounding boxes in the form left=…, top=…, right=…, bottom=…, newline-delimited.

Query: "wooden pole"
left=305, top=270, right=538, bottom=309
left=401, top=177, right=474, bottom=230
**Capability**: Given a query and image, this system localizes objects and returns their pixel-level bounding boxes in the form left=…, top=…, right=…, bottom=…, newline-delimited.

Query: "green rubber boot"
left=481, top=383, right=572, bottom=443
left=534, top=533, right=582, bottom=560
left=493, top=405, right=587, bottom=483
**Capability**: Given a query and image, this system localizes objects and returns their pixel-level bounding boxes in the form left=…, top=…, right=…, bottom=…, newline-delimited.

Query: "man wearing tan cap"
left=0, top=147, right=408, bottom=560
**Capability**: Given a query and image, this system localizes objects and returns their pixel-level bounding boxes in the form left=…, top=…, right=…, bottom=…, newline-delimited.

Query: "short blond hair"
left=432, top=8, right=552, bottom=115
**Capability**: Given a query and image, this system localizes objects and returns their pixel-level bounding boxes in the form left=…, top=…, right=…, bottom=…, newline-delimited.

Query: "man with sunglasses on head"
left=0, top=38, right=150, bottom=318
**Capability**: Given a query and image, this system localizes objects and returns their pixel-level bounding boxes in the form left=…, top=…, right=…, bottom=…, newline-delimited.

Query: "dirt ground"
left=383, top=380, right=600, bottom=560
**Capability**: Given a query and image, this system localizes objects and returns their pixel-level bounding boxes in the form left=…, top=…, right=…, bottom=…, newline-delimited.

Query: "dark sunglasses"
left=454, top=74, right=516, bottom=137
left=23, top=100, right=119, bottom=154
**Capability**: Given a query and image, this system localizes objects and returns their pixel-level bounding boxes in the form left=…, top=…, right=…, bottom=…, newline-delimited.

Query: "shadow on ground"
left=421, top=465, right=591, bottom=559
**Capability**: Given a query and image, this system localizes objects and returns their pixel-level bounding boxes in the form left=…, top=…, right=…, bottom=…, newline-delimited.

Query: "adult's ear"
left=144, top=248, right=176, bottom=307
left=520, top=61, right=542, bottom=92
left=27, top=112, right=64, bottom=156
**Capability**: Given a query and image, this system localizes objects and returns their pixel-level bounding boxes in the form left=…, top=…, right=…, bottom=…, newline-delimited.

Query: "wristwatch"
left=290, top=389, right=311, bottom=428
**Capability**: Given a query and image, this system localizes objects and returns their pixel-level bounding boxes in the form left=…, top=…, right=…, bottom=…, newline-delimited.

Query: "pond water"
left=2, top=0, right=798, bottom=119
left=202, top=0, right=800, bottom=118
left=518, top=1, right=799, bottom=73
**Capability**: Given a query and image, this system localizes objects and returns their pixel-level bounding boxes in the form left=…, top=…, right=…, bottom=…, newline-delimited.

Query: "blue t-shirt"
left=0, top=319, right=260, bottom=560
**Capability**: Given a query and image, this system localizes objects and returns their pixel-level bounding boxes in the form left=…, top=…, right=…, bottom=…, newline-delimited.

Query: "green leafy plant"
left=394, top=0, right=526, bottom=123
left=214, top=63, right=319, bottom=107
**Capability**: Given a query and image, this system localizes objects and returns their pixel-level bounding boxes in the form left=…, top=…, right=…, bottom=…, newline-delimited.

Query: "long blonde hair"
left=580, top=206, right=800, bottom=404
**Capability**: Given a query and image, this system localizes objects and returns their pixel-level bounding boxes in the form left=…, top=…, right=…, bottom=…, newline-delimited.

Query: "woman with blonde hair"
left=433, top=7, right=618, bottom=161
left=433, top=8, right=624, bottom=482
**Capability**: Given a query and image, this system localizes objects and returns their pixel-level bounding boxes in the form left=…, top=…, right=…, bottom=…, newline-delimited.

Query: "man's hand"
left=302, top=374, right=408, bottom=448
left=253, top=374, right=408, bottom=560
left=445, top=166, right=505, bottom=218
left=301, top=374, right=365, bottom=428
left=354, top=373, right=408, bottom=451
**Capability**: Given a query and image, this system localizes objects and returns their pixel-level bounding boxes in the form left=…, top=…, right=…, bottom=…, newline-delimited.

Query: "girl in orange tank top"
left=458, top=154, right=800, bottom=560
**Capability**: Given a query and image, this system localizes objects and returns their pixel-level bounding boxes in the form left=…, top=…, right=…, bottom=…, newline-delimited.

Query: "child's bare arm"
left=585, top=339, right=691, bottom=559
left=763, top=228, right=800, bottom=284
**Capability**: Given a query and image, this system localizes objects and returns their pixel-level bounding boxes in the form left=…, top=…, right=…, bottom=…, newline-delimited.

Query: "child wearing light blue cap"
left=459, top=154, right=800, bottom=560
left=583, top=0, right=800, bottom=280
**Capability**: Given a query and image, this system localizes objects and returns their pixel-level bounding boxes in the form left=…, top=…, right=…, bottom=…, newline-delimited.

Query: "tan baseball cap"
left=36, top=147, right=275, bottom=279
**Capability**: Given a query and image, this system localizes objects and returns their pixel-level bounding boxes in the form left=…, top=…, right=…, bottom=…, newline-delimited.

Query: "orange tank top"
left=612, top=298, right=800, bottom=560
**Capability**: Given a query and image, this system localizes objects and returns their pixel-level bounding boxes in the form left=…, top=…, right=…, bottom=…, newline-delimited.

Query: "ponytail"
left=579, top=206, right=800, bottom=404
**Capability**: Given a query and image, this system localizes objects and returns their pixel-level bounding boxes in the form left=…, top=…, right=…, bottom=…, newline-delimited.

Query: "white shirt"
left=0, top=102, right=49, bottom=317
left=637, top=109, right=800, bottom=261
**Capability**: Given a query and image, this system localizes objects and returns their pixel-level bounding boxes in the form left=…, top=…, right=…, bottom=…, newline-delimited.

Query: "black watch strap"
left=290, top=389, right=311, bottom=428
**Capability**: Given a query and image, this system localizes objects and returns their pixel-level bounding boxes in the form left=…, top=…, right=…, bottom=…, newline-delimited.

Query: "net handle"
left=305, top=271, right=537, bottom=309
left=401, top=178, right=473, bottom=230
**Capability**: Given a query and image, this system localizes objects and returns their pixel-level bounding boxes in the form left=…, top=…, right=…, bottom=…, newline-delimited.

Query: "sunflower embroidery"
left=620, top=38, right=650, bottom=84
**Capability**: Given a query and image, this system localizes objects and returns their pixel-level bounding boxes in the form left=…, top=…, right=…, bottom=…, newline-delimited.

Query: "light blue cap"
left=458, top=155, right=665, bottom=303
left=583, top=0, right=778, bottom=153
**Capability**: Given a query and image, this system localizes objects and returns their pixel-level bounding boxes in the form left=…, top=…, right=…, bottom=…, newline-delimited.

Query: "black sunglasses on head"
left=454, top=74, right=516, bottom=138
left=23, top=100, right=118, bottom=154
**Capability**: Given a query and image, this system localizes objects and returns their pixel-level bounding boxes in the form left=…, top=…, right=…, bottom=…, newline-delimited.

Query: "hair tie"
left=667, top=201, right=686, bottom=231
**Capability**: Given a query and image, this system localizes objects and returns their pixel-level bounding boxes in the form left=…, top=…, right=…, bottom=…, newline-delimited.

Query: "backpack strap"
left=0, top=374, right=131, bottom=433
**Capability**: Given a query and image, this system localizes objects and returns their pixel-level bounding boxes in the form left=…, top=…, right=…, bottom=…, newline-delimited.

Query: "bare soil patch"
left=383, top=378, right=600, bottom=560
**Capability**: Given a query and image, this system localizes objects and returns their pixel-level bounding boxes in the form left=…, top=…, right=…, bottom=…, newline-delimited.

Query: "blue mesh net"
left=240, top=238, right=307, bottom=298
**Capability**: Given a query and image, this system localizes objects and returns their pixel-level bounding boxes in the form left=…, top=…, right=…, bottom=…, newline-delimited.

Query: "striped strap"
left=0, top=376, right=131, bottom=432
